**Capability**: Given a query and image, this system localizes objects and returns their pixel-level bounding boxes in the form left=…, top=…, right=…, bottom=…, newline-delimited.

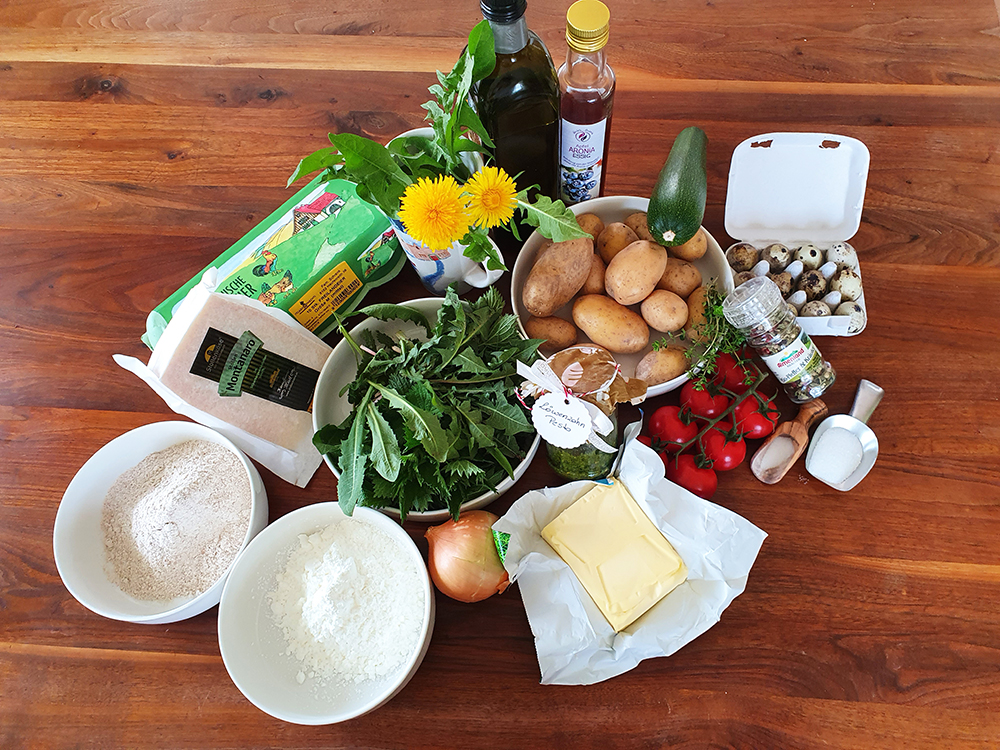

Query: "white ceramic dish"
left=217, top=503, right=435, bottom=725
left=511, top=195, right=734, bottom=397
left=52, top=421, right=268, bottom=624
left=312, top=297, right=541, bottom=523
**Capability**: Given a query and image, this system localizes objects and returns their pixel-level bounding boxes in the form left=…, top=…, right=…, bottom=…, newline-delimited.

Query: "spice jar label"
left=531, top=392, right=593, bottom=449
left=761, top=332, right=823, bottom=384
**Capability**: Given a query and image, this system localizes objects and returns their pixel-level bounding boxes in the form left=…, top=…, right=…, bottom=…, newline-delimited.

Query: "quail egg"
left=829, top=268, right=863, bottom=301
left=826, top=242, right=858, bottom=269
left=733, top=270, right=756, bottom=287
left=761, top=243, right=791, bottom=272
left=800, top=300, right=832, bottom=317
left=726, top=242, right=759, bottom=272
left=797, top=269, right=827, bottom=300
left=835, top=301, right=867, bottom=333
left=768, top=271, right=793, bottom=296
left=794, top=244, right=824, bottom=270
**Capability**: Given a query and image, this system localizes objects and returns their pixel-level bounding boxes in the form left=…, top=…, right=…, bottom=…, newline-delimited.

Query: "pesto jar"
left=546, top=409, right=619, bottom=480
left=723, top=276, right=836, bottom=403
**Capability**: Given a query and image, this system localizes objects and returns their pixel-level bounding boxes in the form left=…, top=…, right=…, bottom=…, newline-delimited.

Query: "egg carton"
left=724, top=132, right=871, bottom=336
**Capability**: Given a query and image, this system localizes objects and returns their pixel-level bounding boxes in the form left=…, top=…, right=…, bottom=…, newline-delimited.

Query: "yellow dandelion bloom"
left=398, top=175, right=472, bottom=251
left=465, top=166, right=517, bottom=229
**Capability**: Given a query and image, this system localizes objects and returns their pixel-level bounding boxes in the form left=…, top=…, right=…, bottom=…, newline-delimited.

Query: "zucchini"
left=646, top=126, right=708, bottom=247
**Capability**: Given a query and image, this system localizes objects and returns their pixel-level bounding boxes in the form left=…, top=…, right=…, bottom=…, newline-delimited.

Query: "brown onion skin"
left=425, top=511, right=510, bottom=603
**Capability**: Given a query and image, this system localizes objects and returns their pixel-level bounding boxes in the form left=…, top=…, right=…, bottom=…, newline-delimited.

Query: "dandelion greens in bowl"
left=313, top=288, right=541, bottom=521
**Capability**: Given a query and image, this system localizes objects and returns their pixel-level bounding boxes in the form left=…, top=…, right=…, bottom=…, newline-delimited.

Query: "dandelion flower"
left=465, top=166, right=517, bottom=229
left=398, top=175, right=471, bottom=251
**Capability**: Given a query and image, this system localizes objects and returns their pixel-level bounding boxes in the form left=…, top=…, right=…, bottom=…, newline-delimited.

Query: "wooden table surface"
left=3, top=0, right=1000, bottom=747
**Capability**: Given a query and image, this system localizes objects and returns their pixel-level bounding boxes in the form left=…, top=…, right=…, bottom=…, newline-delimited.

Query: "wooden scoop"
left=750, top=399, right=829, bottom=484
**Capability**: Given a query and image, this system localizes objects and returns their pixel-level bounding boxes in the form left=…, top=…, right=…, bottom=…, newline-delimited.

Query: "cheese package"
left=541, top=478, right=688, bottom=632
left=116, top=276, right=331, bottom=486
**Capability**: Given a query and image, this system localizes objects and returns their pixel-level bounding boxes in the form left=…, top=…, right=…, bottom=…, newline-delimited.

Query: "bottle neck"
left=563, top=47, right=607, bottom=86
left=487, top=15, right=529, bottom=54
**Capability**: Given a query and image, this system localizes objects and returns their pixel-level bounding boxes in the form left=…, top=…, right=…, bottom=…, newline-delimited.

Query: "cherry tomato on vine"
left=665, top=454, right=718, bottom=499
left=712, top=352, right=755, bottom=394
left=700, top=421, right=746, bottom=471
left=680, top=380, right=731, bottom=419
left=637, top=435, right=653, bottom=448
left=648, top=405, right=698, bottom=453
left=733, top=394, right=779, bottom=439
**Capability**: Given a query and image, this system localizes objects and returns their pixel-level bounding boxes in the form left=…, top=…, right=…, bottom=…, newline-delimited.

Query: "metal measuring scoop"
left=805, top=379, right=884, bottom=491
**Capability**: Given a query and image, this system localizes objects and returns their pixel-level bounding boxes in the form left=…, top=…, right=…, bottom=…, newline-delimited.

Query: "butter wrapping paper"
left=494, top=438, right=767, bottom=685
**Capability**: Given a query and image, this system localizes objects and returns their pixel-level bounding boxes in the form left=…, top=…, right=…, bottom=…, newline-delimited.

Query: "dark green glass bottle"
left=473, top=0, right=560, bottom=246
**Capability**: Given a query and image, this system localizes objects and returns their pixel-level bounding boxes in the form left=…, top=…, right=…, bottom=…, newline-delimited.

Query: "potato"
left=576, top=213, right=605, bottom=241
left=635, top=346, right=688, bottom=386
left=684, top=286, right=710, bottom=342
left=624, top=212, right=656, bottom=243
left=572, top=295, right=649, bottom=354
left=582, top=253, right=606, bottom=295
left=596, top=222, right=639, bottom=264
left=522, top=237, right=594, bottom=318
left=657, top=257, right=702, bottom=298
left=524, top=316, right=578, bottom=355
left=604, top=240, right=669, bottom=306
left=669, top=227, right=707, bottom=261
left=641, top=290, right=688, bottom=333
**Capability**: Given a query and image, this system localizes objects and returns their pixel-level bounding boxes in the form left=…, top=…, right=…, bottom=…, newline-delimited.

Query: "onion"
left=425, top=511, right=510, bottom=603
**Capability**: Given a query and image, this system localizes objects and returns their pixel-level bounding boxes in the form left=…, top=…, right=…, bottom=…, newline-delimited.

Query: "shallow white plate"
left=311, top=297, right=541, bottom=522
left=217, top=503, right=434, bottom=725
left=511, top=195, right=734, bottom=397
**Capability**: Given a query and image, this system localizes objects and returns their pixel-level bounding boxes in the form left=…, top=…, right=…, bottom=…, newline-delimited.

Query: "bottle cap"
left=566, top=0, right=610, bottom=53
left=722, top=276, right=786, bottom=330
left=481, top=0, right=527, bottom=23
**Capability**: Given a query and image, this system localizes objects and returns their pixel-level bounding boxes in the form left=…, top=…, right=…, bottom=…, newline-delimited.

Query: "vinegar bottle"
left=473, top=0, right=560, bottom=239
left=558, top=0, right=615, bottom=204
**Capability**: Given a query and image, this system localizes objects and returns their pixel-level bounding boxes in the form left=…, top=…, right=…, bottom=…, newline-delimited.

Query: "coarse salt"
left=268, top=520, right=425, bottom=685
left=809, top=427, right=863, bottom=484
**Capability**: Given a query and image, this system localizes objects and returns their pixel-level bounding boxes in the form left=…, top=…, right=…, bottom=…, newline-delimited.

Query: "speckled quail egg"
left=829, top=268, right=863, bottom=301
left=768, top=271, right=793, bottom=296
left=800, top=300, right=832, bottom=317
left=835, top=301, right=867, bottom=333
left=761, top=243, right=791, bottom=272
left=797, top=269, right=827, bottom=300
left=826, top=242, right=858, bottom=270
left=726, top=242, right=759, bottom=272
left=733, top=270, right=756, bottom=287
left=794, top=244, right=824, bottom=270
left=786, top=302, right=799, bottom=317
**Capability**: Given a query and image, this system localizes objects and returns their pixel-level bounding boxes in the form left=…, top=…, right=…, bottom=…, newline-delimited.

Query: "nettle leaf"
left=445, top=459, right=484, bottom=479
left=371, top=383, right=451, bottom=462
left=366, top=403, right=401, bottom=481
left=516, top=192, right=591, bottom=242
left=355, top=303, right=431, bottom=336
left=405, top=379, right=440, bottom=414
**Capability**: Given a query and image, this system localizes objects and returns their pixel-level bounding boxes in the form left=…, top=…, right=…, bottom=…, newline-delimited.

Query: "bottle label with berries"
left=559, top=118, right=607, bottom=204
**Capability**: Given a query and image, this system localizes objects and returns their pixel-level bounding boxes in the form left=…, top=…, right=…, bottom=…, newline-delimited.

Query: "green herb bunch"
left=313, top=287, right=540, bottom=521
left=288, top=20, right=588, bottom=271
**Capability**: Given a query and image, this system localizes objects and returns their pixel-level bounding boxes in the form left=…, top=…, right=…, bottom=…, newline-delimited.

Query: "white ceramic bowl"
left=52, top=421, right=268, bottom=624
left=312, top=297, right=541, bottom=523
left=217, top=503, right=435, bottom=725
left=511, top=195, right=734, bottom=397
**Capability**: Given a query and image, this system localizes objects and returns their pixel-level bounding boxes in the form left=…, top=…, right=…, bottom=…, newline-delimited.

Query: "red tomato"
left=733, top=394, right=779, bottom=439
left=648, top=405, right=698, bottom=453
left=700, top=422, right=746, bottom=471
left=713, top=353, right=755, bottom=394
left=637, top=435, right=653, bottom=448
left=665, top=454, right=718, bottom=499
left=680, top=380, right=731, bottom=419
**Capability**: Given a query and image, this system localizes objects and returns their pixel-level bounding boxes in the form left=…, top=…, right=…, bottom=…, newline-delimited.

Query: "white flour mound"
left=268, top=520, right=425, bottom=684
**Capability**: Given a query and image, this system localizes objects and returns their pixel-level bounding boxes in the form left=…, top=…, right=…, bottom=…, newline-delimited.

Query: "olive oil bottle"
left=473, top=0, right=560, bottom=246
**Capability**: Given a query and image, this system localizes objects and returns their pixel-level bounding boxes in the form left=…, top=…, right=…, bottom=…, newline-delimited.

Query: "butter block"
left=542, top=479, right=687, bottom=632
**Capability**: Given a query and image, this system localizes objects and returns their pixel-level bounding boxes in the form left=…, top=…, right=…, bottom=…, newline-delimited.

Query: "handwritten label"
left=531, top=392, right=592, bottom=449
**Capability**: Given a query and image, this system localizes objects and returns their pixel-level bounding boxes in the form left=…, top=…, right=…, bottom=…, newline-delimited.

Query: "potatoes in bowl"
left=511, top=196, right=734, bottom=396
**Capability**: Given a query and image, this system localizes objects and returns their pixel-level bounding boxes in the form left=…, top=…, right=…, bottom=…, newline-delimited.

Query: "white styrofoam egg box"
left=724, top=132, right=871, bottom=336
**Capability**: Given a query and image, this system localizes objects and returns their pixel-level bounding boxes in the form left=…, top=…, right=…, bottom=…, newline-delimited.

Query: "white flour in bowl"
left=101, top=439, right=251, bottom=602
left=268, top=520, right=425, bottom=685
